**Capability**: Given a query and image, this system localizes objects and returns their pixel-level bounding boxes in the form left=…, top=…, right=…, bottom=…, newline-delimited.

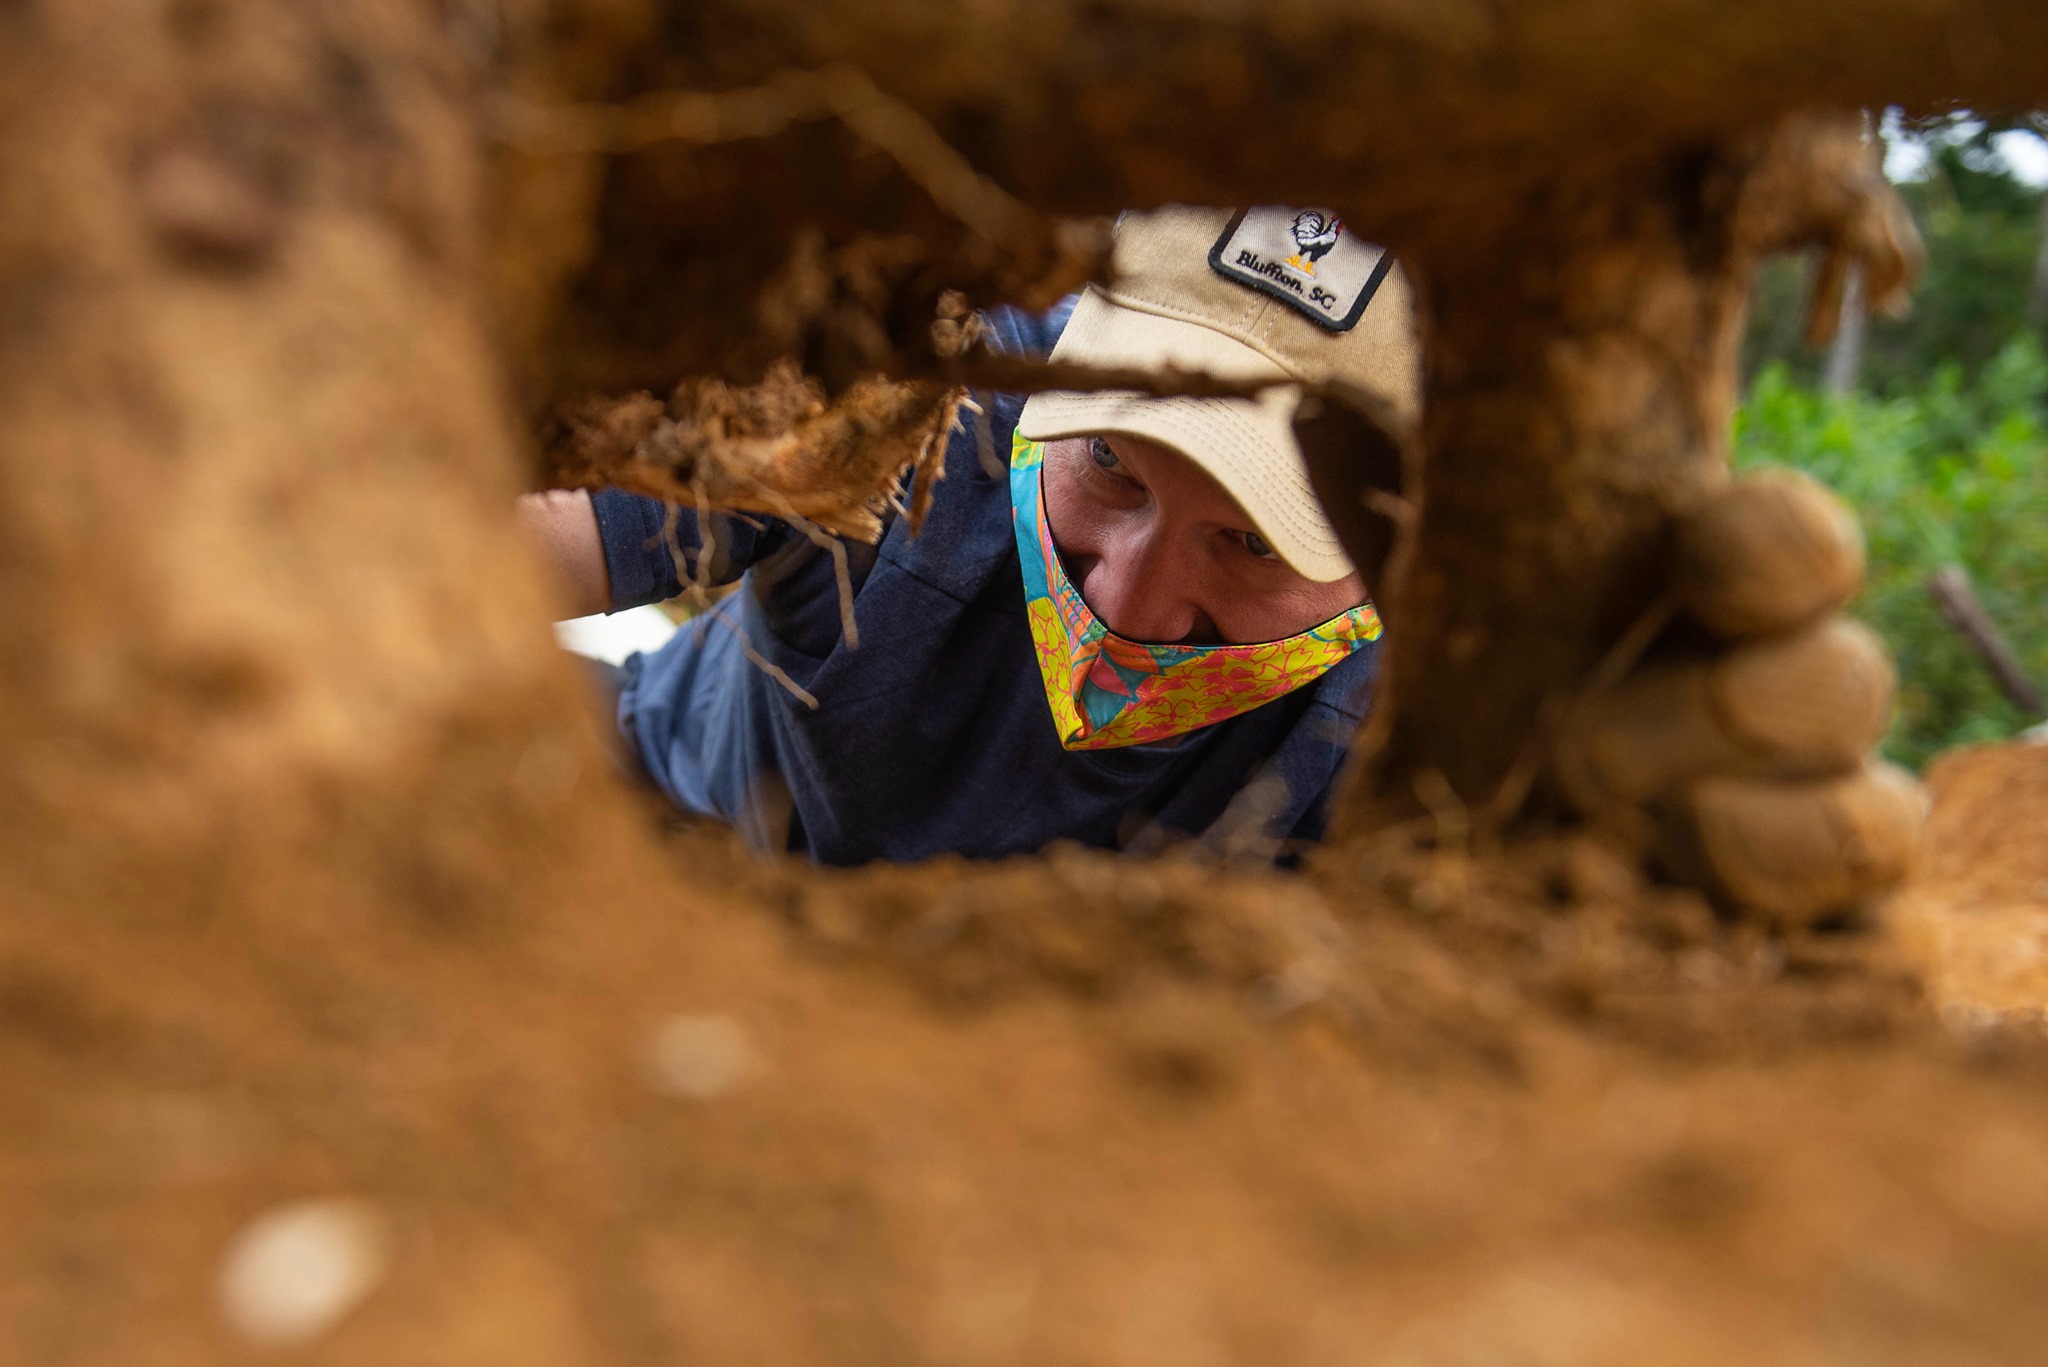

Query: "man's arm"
left=516, top=489, right=611, bottom=619
left=519, top=488, right=803, bottom=618
left=515, top=302, right=1068, bottom=623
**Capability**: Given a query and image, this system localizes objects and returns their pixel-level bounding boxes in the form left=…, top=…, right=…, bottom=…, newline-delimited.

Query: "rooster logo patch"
left=1207, top=206, right=1392, bottom=333
left=1284, top=211, right=1342, bottom=275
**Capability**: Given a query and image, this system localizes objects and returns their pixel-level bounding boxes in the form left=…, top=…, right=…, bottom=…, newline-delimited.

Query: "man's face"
left=1040, top=433, right=1370, bottom=645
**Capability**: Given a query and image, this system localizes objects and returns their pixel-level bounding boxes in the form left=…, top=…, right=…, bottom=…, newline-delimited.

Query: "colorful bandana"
left=1009, top=432, right=1382, bottom=751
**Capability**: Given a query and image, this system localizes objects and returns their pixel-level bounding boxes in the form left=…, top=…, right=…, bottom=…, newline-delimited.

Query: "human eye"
left=1237, top=528, right=1279, bottom=560
left=1088, top=436, right=1123, bottom=472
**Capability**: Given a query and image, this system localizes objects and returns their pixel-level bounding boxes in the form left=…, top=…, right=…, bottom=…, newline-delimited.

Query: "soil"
left=9, top=746, right=2048, bottom=1365
left=1894, top=738, right=2048, bottom=1027
left=8, top=4, right=2048, bottom=1363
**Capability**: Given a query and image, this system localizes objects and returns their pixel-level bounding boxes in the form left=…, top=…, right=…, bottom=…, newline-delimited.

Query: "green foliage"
left=1734, top=338, right=2048, bottom=768
left=1742, top=130, right=2048, bottom=395
left=1865, top=156, right=2047, bottom=394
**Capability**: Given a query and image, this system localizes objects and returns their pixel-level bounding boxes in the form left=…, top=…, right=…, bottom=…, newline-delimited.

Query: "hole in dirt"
left=519, top=207, right=1393, bottom=878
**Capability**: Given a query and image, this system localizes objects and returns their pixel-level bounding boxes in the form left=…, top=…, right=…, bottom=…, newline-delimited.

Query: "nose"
left=1078, top=528, right=1207, bottom=644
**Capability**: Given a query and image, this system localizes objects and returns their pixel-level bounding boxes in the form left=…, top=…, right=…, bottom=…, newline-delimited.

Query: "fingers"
left=1711, top=617, right=1894, bottom=766
left=1676, top=470, right=1865, bottom=639
left=1679, top=761, right=1927, bottom=924
left=1555, top=663, right=1729, bottom=810
left=1558, top=466, right=1913, bottom=924
left=1556, top=617, right=1896, bottom=810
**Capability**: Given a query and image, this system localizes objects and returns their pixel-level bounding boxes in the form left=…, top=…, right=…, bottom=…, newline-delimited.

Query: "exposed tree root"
left=543, top=362, right=959, bottom=541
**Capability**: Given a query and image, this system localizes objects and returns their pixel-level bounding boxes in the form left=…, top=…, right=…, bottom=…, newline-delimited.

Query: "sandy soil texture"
left=6, top=3, right=2048, bottom=1362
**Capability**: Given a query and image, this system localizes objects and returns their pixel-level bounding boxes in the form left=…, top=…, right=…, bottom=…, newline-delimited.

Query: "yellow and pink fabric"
left=1009, top=433, right=1382, bottom=751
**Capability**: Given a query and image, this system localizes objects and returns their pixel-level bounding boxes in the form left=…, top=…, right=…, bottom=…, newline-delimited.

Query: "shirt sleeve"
left=589, top=489, right=797, bottom=613
left=981, top=295, right=1078, bottom=361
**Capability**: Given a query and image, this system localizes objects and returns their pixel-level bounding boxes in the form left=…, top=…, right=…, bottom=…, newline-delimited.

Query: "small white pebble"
left=218, top=1198, right=390, bottom=1348
left=643, top=1014, right=752, bottom=1099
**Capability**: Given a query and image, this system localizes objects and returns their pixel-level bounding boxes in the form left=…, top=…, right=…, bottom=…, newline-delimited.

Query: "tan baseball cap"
left=1017, top=204, right=1419, bottom=583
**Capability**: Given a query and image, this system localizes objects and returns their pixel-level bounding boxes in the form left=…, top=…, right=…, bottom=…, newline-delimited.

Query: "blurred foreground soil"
left=1896, top=737, right=2048, bottom=1027
left=8, top=737, right=2048, bottom=1365
left=8, top=3, right=2048, bottom=1361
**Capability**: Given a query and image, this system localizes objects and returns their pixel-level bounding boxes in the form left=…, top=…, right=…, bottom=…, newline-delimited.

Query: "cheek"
left=1319, top=574, right=1371, bottom=617
left=1211, top=574, right=1368, bottom=642
left=1288, top=577, right=1368, bottom=629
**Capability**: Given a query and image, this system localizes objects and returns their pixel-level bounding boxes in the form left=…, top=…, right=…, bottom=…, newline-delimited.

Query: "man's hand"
left=1553, top=470, right=1926, bottom=924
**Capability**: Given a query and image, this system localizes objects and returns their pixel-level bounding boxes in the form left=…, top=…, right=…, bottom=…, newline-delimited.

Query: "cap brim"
left=1016, top=289, right=1357, bottom=583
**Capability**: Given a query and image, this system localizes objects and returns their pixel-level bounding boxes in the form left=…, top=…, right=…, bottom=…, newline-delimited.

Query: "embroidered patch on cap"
left=1207, top=206, right=1392, bottom=333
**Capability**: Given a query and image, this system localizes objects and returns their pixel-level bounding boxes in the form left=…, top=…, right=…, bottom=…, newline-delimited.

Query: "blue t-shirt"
left=593, top=306, right=1377, bottom=864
